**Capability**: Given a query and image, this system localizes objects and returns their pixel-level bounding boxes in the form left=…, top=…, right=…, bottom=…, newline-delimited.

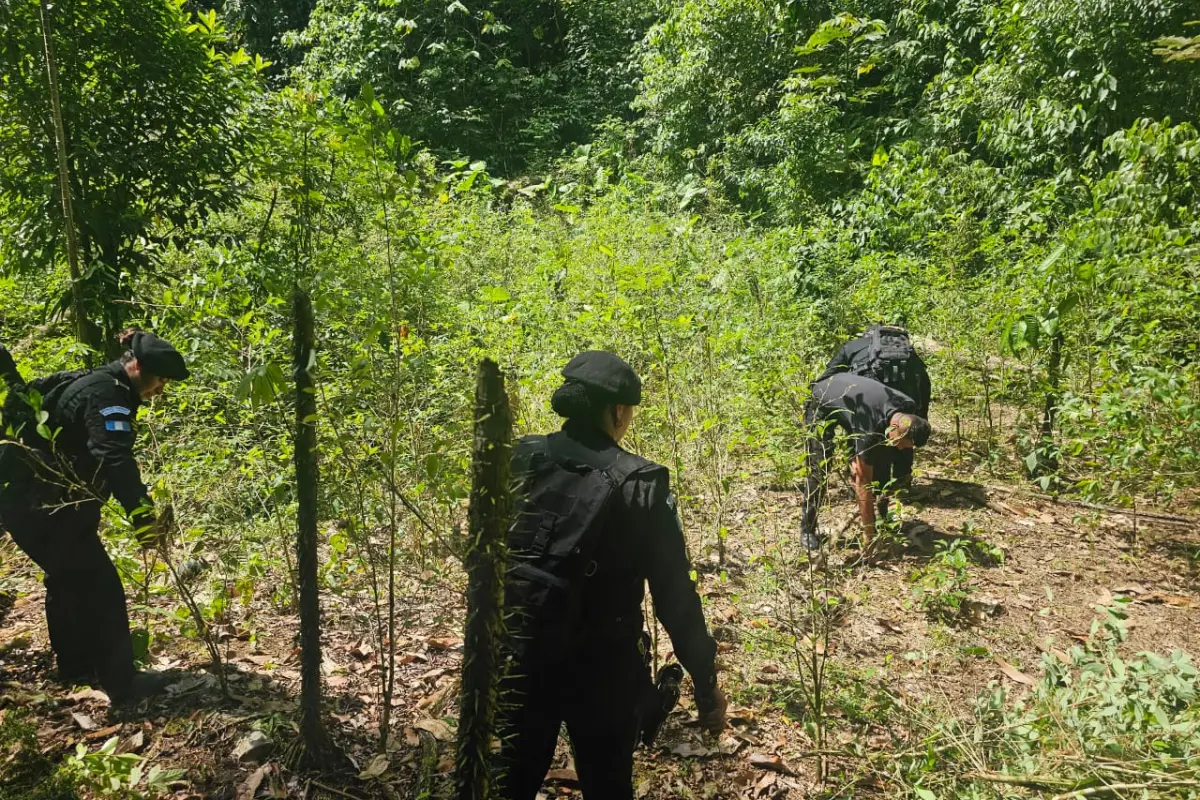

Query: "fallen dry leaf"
left=236, top=764, right=269, bottom=800
left=120, top=730, right=145, bottom=754
left=718, top=736, right=743, bottom=755
left=668, top=741, right=714, bottom=757
left=994, top=656, right=1035, bottom=686
left=754, top=771, right=778, bottom=795
left=545, top=768, right=579, bottom=783
left=413, top=718, right=453, bottom=741
left=427, top=637, right=462, bottom=651
left=358, top=753, right=389, bottom=780
left=1138, top=592, right=1194, bottom=608
left=748, top=753, right=795, bottom=776
left=727, top=706, right=756, bottom=725
left=71, top=712, right=98, bottom=731
left=349, top=641, right=375, bottom=660
left=877, top=618, right=904, bottom=634
left=66, top=688, right=109, bottom=704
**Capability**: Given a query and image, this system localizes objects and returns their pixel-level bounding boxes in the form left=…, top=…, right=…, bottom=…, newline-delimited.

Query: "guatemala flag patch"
left=105, top=420, right=132, bottom=432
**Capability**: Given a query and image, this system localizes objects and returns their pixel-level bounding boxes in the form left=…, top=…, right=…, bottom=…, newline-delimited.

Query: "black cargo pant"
left=801, top=405, right=911, bottom=538
left=495, top=643, right=648, bottom=800
left=0, top=482, right=135, bottom=694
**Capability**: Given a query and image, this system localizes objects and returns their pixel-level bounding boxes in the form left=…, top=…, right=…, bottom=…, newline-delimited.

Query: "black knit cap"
left=131, top=332, right=189, bottom=381
left=560, top=350, right=642, bottom=405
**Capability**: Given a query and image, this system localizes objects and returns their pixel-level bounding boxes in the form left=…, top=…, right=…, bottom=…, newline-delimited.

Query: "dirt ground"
left=1, top=460, right=1198, bottom=799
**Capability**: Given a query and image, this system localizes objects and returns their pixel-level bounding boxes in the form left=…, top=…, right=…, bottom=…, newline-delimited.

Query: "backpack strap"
left=570, top=450, right=653, bottom=571
left=601, top=450, right=653, bottom=487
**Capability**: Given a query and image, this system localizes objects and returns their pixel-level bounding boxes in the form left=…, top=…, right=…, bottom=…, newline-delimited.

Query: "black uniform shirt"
left=810, top=373, right=918, bottom=460
left=52, top=362, right=150, bottom=516
left=524, top=421, right=718, bottom=691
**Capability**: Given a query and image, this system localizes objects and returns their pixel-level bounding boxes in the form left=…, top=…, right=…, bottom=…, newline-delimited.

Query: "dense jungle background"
left=1, top=0, right=1199, bottom=798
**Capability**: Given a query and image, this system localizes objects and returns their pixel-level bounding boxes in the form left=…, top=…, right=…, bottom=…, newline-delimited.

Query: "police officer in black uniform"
left=0, top=331, right=188, bottom=703
left=495, top=351, right=727, bottom=799
left=815, top=324, right=932, bottom=499
left=801, top=372, right=931, bottom=551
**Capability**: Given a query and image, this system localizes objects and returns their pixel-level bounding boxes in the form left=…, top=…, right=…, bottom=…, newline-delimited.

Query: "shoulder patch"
left=104, top=420, right=132, bottom=432
left=100, top=406, right=131, bottom=417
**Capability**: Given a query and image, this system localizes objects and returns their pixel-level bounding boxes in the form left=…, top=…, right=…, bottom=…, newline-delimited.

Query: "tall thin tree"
left=290, top=287, right=336, bottom=767
left=455, top=358, right=512, bottom=800
left=37, top=0, right=94, bottom=352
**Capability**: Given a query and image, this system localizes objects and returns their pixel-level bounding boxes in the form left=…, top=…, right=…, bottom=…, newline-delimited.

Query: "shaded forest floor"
left=1, top=451, right=1198, bottom=800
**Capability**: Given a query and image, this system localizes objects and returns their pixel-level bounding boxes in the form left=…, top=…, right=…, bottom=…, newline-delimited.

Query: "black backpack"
left=854, top=325, right=918, bottom=397
left=0, top=370, right=89, bottom=483
left=1, top=370, right=88, bottom=444
left=504, top=434, right=648, bottom=659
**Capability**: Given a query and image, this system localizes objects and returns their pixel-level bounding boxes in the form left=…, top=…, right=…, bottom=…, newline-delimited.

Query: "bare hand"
left=696, top=686, right=728, bottom=734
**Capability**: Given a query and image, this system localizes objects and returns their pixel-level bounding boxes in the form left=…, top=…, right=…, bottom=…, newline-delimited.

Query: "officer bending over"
left=815, top=324, right=931, bottom=500
left=0, top=331, right=188, bottom=703
left=801, top=372, right=931, bottom=551
left=496, top=351, right=726, bottom=799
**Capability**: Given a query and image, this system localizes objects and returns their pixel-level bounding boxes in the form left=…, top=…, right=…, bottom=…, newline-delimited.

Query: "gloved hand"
left=695, top=684, right=728, bottom=734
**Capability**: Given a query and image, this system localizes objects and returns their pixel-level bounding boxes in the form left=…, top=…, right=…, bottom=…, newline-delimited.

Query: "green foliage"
left=296, top=0, right=655, bottom=174
left=897, top=609, right=1200, bottom=798
left=0, top=0, right=264, bottom=346
left=634, top=0, right=1200, bottom=220
left=64, top=736, right=185, bottom=799
left=908, top=538, right=973, bottom=623
left=0, top=710, right=77, bottom=800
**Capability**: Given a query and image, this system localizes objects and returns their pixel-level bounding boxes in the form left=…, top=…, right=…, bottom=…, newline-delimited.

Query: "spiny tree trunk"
left=455, top=358, right=512, bottom=800
left=292, top=288, right=334, bottom=767
left=38, top=0, right=98, bottom=354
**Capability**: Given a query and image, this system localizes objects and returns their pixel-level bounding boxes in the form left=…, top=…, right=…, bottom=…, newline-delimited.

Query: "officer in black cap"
left=495, top=350, right=727, bottom=799
left=0, top=329, right=187, bottom=703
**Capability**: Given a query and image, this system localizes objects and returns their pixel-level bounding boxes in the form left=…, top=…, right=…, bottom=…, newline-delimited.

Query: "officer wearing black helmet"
left=0, top=330, right=188, bottom=704
left=495, top=351, right=727, bottom=799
